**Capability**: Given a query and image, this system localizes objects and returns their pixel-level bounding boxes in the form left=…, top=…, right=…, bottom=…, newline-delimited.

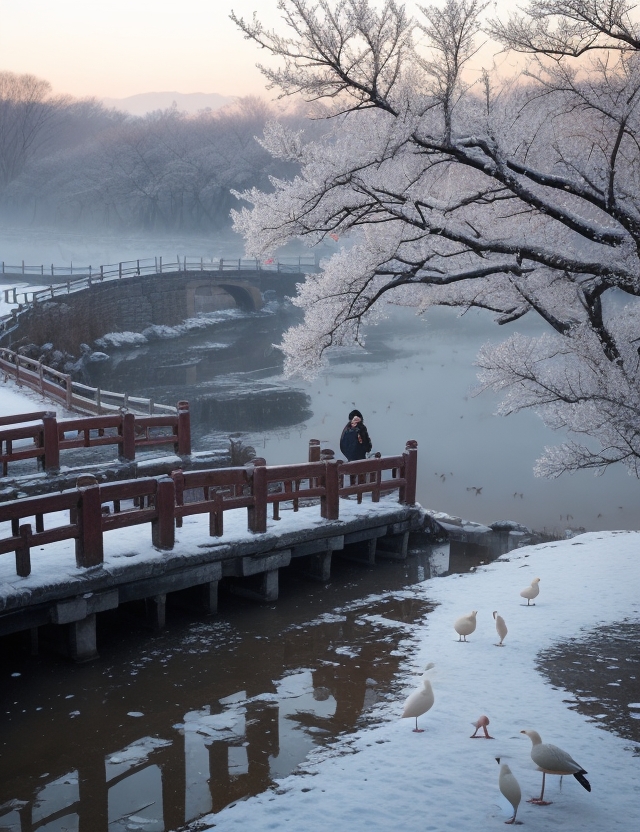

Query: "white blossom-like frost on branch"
left=232, top=0, right=640, bottom=478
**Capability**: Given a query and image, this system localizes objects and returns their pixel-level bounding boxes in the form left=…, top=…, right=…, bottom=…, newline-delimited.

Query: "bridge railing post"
left=171, top=469, right=185, bottom=528
left=64, top=373, right=73, bottom=409
left=401, top=440, right=418, bottom=505
left=42, top=412, right=60, bottom=471
left=119, top=412, right=136, bottom=461
left=322, top=460, right=340, bottom=520
left=308, top=439, right=320, bottom=462
left=75, top=479, right=103, bottom=568
left=176, top=401, right=191, bottom=456
left=16, top=524, right=32, bottom=577
left=248, top=464, right=267, bottom=533
left=152, top=476, right=175, bottom=550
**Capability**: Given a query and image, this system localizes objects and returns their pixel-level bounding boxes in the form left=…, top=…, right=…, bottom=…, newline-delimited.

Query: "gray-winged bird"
left=521, top=729, right=591, bottom=804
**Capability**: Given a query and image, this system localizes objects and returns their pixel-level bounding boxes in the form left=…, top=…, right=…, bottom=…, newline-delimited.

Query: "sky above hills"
left=0, top=0, right=516, bottom=101
left=0, top=0, right=284, bottom=99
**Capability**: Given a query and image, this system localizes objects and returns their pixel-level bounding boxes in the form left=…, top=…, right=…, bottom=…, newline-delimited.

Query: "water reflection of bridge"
left=0, top=594, right=433, bottom=831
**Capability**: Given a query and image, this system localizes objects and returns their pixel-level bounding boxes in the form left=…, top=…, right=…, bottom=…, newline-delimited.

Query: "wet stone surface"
left=536, top=620, right=640, bottom=756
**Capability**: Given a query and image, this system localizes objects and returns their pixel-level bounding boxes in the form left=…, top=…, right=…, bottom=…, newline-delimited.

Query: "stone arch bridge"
left=0, top=268, right=306, bottom=356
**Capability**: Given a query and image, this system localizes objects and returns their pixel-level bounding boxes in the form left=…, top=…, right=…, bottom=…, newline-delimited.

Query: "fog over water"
left=1, top=230, right=638, bottom=534
left=253, top=306, right=638, bottom=535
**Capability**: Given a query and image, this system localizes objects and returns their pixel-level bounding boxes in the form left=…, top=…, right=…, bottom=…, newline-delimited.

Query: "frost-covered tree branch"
left=487, top=0, right=640, bottom=57
left=232, top=0, right=640, bottom=478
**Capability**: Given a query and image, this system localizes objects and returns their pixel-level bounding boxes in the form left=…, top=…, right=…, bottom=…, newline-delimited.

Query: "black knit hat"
left=348, top=409, right=363, bottom=421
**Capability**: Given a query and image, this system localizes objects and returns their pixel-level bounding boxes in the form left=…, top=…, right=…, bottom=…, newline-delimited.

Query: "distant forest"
left=0, top=70, right=312, bottom=233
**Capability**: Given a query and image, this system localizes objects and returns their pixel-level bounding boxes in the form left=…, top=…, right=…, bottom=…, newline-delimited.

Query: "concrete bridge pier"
left=145, top=594, right=167, bottom=630
left=225, top=550, right=291, bottom=603
left=339, top=526, right=392, bottom=566
left=67, top=614, right=99, bottom=662
left=377, top=531, right=410, bottom=560
left=291, top=534, right=344, bottom=582
left=229, top=569, right=280, bottom=603
left=51, top=589, right=119, bottom=662
left=341, top=537, right=378, bottom=566
left=197, top=580, right=220, bottom=614
left=376, top=521, right=412, bottom=560
left=298, top=550, right=333, bottom=582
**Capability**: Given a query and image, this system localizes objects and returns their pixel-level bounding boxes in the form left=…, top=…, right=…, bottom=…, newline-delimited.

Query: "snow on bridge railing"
left=0, top=254, right=319, bottom=306
left=0, top=441, right=418, bottom=577
left=0, top=404, right=191, bottom=478
left=0, top=347, right=177, bottom=418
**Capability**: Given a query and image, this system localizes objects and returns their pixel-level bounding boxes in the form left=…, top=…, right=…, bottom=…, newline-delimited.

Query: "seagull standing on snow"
left=401, top=663, right=435, bottom=732
left=520, top=577, right=540, bottom=606
left=495, top=757, right=521, bottom=824
left=454, top=610, right=477, bottom=642
left=493, top=611, right=508, bottom=646
left=521, top=729, right=591, bottom=804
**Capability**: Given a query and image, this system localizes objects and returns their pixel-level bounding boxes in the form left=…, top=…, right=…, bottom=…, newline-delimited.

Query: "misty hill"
left=102, top=91, right=236, bottom=116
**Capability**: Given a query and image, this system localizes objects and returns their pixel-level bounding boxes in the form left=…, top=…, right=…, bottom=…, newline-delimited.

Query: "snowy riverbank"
left=198, top=531, right=640, bottom=831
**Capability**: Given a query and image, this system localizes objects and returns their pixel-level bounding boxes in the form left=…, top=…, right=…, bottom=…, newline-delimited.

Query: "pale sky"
left=0, top=1, right=513, bottom=101
left=0, top=0, right=286, bottom=99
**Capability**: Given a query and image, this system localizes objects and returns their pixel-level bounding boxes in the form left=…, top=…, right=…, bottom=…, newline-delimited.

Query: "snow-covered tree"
left=0, top=71, right=71, bottom=188
left=5, top=96, right=311, bottom=232
left=231, top=0, right=640, bottom=478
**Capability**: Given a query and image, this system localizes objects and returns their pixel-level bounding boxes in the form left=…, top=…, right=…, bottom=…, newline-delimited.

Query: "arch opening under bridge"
left=187, top=279, right=263, bottom=315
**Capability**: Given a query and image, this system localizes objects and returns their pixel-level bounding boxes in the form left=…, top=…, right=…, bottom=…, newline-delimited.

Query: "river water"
left=82, top=299, right=639, bottom=535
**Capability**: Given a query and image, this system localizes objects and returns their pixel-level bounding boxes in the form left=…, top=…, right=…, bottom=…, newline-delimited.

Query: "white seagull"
left=521, top=729, right=591, bottom=804
left=495, top=757, right=521, bottom=824
left=454, top=610, right=477, bottom=642
left=401, top=663, right=435, bottom=732
left=520, top=577, right=540, bottom=606
left=493, top=611, right=508, bottom=646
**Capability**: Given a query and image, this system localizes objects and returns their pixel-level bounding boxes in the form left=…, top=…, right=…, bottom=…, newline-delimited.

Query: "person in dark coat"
left=339, top=409, right=372, bottom=461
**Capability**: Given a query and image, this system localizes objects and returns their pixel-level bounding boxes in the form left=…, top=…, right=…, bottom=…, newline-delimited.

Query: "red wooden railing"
left=0, top=347, right=177, bottom=416
left=0, top=442, right=418, bottom=577
left=0, top=404, right=191, bottom=476
left=0, top=410, right=52, bottom=427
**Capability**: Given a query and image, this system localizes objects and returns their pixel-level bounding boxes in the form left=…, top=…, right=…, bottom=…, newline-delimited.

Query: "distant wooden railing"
left=0, top=442, right=418, bottom=577
left=0, top=348, right=176, bottom=416
left=0, top=254, right=319, bottom=308
left=0, top=404, right=191, bottom=477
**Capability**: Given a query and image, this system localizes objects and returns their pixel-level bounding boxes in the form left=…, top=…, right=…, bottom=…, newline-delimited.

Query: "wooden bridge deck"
left=0, top=495, right=423, bottom=661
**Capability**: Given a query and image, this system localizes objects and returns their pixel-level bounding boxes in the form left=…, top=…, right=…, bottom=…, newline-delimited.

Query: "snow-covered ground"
left=0, top=282, right=48, bottom=319
left=2, top=377, right=640, bottom=831
left=0, top=376, right=75, bottom=420
left=0, top=377, right=66, bottom=417
left=196, top=532, right=640, bottom=831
